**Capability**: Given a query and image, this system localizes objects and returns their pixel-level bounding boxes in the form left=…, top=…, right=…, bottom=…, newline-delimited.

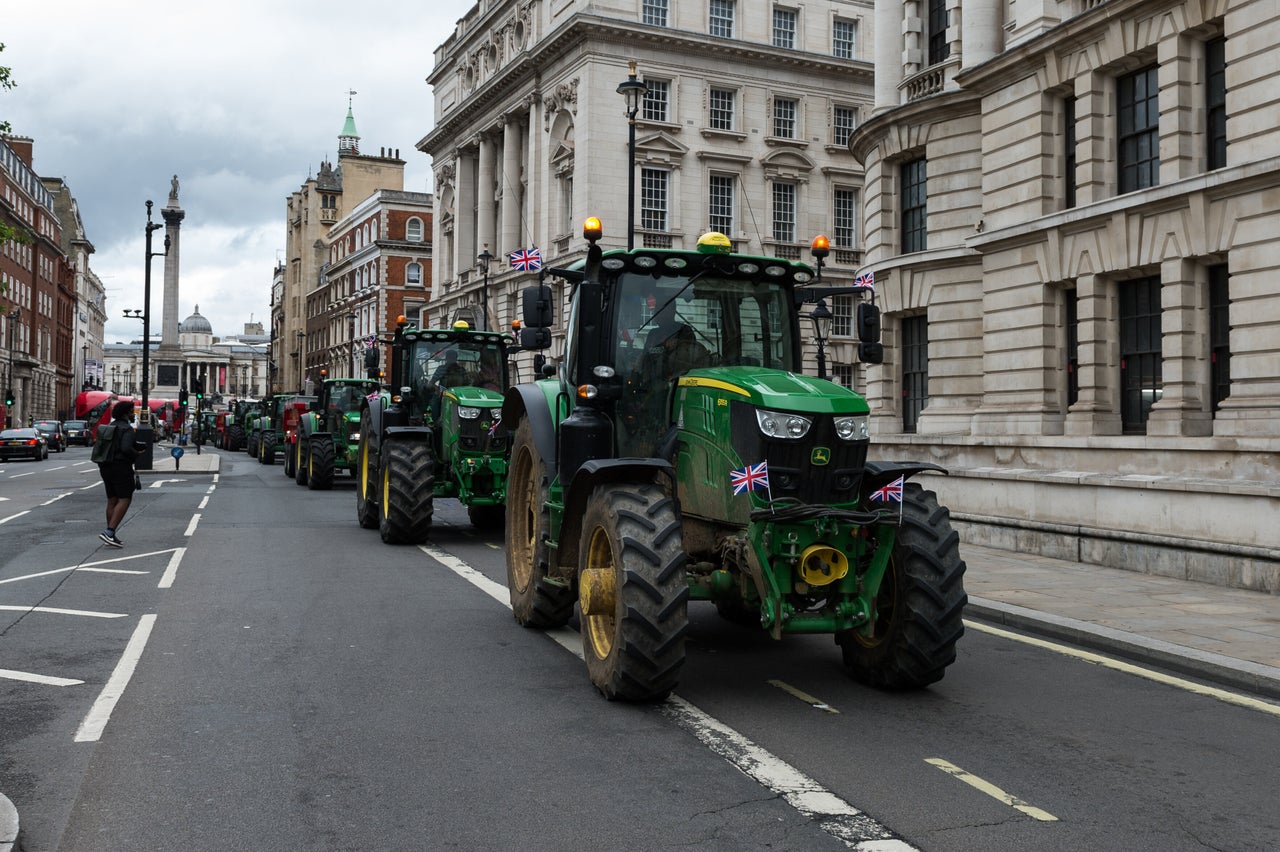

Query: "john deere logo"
left=811, top=447, right=831, bottom=466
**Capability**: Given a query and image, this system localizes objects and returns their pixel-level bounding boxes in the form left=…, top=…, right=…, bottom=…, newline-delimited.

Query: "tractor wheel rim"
left=510, top=448, right=535, bottom=593
left=581, top=525, right=617, bottom=661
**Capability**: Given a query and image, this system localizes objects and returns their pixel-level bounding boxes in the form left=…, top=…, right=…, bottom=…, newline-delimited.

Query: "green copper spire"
left=339, top=89, right=360, bottom=155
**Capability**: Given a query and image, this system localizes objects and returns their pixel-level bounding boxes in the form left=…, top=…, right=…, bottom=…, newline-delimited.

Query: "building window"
left=406, top=262, right=422, bottom=285
left=709, top=174, right=735, bottom=235
left=1209, top=264, right=1231, bottom=412
left=833, top=363, right=855, bottom=390
left=900, top=158, right=927, bottom=253
left=773, top=8, right=797, bottom=49
left=833, top=187, right=858, bottom=248
left=902, top=315, right=929, bottom=433
left=927, top=0, right=950, bottom=65
left=773, top=97, right=798, bottom=138
left=406, top=217, right=424, bottom=242
left=1118, top=66, right=1160, bottom=194
left=643, top=79, right=670, bottom=123
left=642, top=0, right=668, bottom=27
left=831, top=295, right=853, bottom=337
left=709, top=88, right=735, bottom=131
left=1065, top=287, right=1079, bottom=408
left=641, top=168, right=669, bottom=231
left=833, top=18, right=856, bottom=59
left=772, top=181, right=796, bottom=243
left=1119, top=276, right=1163, bottom=434
left=710, top=0, right=735, bottom=38
left=1206, top=37, right=1227, bottom=170
left=1064, top=96, right=1077, bottom=209
left=833, top=106, right=858, bottom=147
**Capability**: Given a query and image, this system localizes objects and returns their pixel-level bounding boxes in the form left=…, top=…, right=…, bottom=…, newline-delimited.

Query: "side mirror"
left=858, top=342, right=884, bottom=365
left=521, top=285, right=553, bottom=329
left=856, top=302, right=881, bottom=343
left=363, top=347, right=380, bottom=378
left=520, top=327, right=552, bottom=350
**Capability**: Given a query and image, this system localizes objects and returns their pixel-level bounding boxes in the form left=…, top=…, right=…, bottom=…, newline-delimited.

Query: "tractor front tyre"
left=308, top=436, right=335, bottom=490
left=837, top=484, right=968, bottom=689
left=229, top=424, right=245, bottom=452
left=378, top=440, right=434, bottom=544
left=283, top=438, right=296, bottom=478
left=294, top=436, right=309, bottom=486
left=260, top=431, right=276, bottom=465
left=506, top=418, right=574, bottom=628
left=578, top=484, right=688, bottom=702
left=355, top=424, right=379, bottom=530
left=247, top=432, right=259, bottom=457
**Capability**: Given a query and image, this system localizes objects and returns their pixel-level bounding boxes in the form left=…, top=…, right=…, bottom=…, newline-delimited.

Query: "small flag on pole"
left=730, top=461, right=770, bottom=495
left=854, top=270, right=875, bottom=289
left=365, top=335, right=377, bottom=349
left=869, top=475, right=904, bottom=502
left=510, top=248, right=543, bottom=271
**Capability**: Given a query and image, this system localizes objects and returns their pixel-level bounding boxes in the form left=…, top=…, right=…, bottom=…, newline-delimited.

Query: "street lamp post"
left=295, top=330, right=305, bottom=392
left=127, top=200, right=169, bottom=469
left=346, top=312, right=358, bottom=376
left=476, top=246, right=493, bottom=331
left=4, top=307, right=18, bottom=428
left=810, top=299, right=833, bottom=381
left=616, top=60, right=649, bottom=251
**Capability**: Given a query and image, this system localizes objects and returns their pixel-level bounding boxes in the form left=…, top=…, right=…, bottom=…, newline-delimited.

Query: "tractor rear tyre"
left=308, top=436, right=335, bottom=490
left=294, top=436, right=309, bottom=486
left=506, top=418, right=574, bottom=628
left=283, top=438, right=296, bottom=478
left=247, top=431, right=259, bottom=457
left=229, top=424, right=245, bottom=452
left=355, top=420, right=379, bottom=529
left=260, top=431, right=276, bottom=465
left=578, top=484, right=688, bottom=702
left=467, top=504, right=505, bottom=530
left=837, top=484, right=967, bottom=689
left=378, top=440, right=434, bottom=544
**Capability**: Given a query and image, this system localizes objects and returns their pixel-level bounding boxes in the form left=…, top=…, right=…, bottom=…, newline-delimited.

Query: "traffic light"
left=4, top=388, right=12, bottom=406
left=192, top=378, right=203, bottom=400
left=179, top=387, right=189, bottom=407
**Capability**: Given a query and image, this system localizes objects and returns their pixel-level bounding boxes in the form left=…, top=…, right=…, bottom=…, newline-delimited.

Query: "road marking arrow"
left=148, top=478, right=187, bottom=488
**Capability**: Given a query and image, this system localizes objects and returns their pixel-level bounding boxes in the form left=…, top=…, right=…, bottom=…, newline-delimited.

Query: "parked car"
left=33, top=420, right=67, bottom=452
left=0, top=428, right=48, bottom=461
left=63, top=419, right=93, bottom=446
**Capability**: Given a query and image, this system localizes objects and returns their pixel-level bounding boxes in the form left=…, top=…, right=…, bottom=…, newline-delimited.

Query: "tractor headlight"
left=349, top=431, right=361, bottom=443
left=488, top=408, right=502, bottom=422
left=756, top=408, right=811, bottom=439
left=458, top=406, right=481, bottom=420
left=833, top=415, right=870, bottom=441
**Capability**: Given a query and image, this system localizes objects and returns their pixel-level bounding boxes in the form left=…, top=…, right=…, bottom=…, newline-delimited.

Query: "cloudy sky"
left=4, top=0, right=474, bottom=345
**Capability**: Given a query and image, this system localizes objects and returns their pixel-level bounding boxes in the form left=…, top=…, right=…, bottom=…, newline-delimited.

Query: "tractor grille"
left=457, top=407, right=507, bottom=453
left=730, top=402, right=867, bottom=505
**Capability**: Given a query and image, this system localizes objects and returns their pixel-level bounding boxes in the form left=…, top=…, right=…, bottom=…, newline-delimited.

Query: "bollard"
left=170, top=445, right=184, bottom=472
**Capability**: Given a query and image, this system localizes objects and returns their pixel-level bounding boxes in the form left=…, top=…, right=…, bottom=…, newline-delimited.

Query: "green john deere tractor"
left=222, top=398, right=261, bottom=452
left=257, top=393, right=315, bottom=466
left=294, top=377, right=380, bottom=489
left=502, top=219, right=967, bottom=701
left=355, top=321, right=510, bottom=543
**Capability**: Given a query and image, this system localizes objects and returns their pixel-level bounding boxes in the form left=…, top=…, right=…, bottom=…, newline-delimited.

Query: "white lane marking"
left=767, top=679, right=840, bottom=713
left=0, top=605, right=127, bottom=618
left=11, top=472, right=35, bottom=479
left=966, top=620, right=1280, bottom=718
left=47, top=466, right=67, bottom=472
left=212, top=474, right=219, bottom=483
left=74, top=613, right=157, bottom=742
left=80, top=568, right=149, bottom=575
left=184, top=514, right=200, bottom=537
left=0, top=510, right=31, bottom=525
left=149, top=478, right=187, bottom=488
left=418, top=543, right=915, bottom=851
left=925, top=758, right=1058, bottom=821
left=73, top=461, right=90, bottom=467
left=82, top=549, right=179, bottom=567
left=0, top=549, right=179, bottom=585
left=40, top=491, right=74, bottom=506
left=158, top=547, right=186, bottom=588
left=79, top=482, right=100, bottom=491
left=0, top=668, right=84, bottom=687
left=197, top=496, right=209, bottom=509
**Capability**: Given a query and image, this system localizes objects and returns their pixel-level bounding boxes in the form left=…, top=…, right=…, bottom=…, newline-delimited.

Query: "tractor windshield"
left=409, top=341, right=505, bottom=397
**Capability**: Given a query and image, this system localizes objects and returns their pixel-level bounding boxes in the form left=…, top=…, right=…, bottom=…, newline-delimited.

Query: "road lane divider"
left=0, top=668, right=83, bottom=687
left=767, top=679, right=840, bottom=713
left=74, top=613, right=157, bottom=742
left=418, top=542, right=917, bottom=851
left=184, top=514, right=200, bottom=537
left=158, top=548, right=186, bottom=589
left=0, top=605, right=126, bottom=618
left=0, top=511, right=30, bottom=526
left=925, top=758, right=1058, bottom=822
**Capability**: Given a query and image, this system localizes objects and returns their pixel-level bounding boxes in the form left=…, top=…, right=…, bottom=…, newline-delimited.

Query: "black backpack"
left=91, top=424, right=119, bottom=464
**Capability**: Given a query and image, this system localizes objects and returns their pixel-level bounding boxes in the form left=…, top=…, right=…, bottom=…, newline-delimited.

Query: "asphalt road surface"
left=2, top=446, right=1278, bottom=851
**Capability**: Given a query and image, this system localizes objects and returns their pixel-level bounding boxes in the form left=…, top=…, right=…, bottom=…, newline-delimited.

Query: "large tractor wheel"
left=355, top=419, right=379, bottom=529
left=229, top=424, right=245, bottom=452
left=506, top=418, right=574, bottom=628
left=283, top=438, right=296, bottom=478
left=246, top=431, right=259, bottom=457
left=578, top=484, right=688, bottom=702
left=294, top=435, right=309, bottom=486
left=838, top=484, right=967, bottom=689
left=378, top=440, right=434, bottom=544
left=260, top=431, right=276, bottom=465
left=467, top=504, right=505, bottom=530
left=308, top=435, right=335, bottom=490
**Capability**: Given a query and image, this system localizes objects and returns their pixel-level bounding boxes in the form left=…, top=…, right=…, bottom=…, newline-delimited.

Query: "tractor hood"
left=442, top=387, right=504, bottom=407
left=678, top=366, right=870, bottom=415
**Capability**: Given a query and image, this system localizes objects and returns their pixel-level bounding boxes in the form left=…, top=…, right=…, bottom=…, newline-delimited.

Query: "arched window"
left=406, top=217, right=424, bottom=242
left=407, top=262, right=423, bottom=285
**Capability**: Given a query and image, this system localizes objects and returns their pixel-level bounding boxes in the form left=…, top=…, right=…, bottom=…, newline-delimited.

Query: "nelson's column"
left=154, top=175, right=185, bottom=395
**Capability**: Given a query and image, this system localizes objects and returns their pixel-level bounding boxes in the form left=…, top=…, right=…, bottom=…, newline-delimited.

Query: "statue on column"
left=169, top=175, right=180, bottom=202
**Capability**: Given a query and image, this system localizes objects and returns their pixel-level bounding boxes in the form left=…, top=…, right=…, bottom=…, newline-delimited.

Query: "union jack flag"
left=510, top=248, right=542, bottom=271
left=854, top=270, right=875, bottom=289
left=869, top=475, right=904, bottom=502
left=730, top=461, right=770, bottom=495
left=365, top=335, right=378, bottom=349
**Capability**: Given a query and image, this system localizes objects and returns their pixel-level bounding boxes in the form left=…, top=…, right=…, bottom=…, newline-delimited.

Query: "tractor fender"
left=502, top=385, right=557, bottom=471
left=555, top=458, right=674, bottom=572
left=381, top=425, right=432, bottom=446
left=862, top=460, right=948, bottom=497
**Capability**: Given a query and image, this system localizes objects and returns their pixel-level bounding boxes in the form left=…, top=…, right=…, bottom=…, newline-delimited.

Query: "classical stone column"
left=873, top=0, right=904, bottom=113
left=155, top=177, right=186, bottom=395
left=477, top=134, right=497, bottom=260
left=1065, top=273, right=1122, bottom=436
left=501, top=115, right=523, bottom=256
left=452, top=149, right=476, bottom=278
left=1147, top=259, right=1212, bottom=437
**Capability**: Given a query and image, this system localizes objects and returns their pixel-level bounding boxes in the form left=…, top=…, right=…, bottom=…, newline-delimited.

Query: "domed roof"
left=180, top=305, right=213, bottom=335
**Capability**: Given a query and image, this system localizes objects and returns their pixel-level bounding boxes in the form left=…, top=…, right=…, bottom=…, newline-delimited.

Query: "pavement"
left=2, top=486, right=1278, bottom=850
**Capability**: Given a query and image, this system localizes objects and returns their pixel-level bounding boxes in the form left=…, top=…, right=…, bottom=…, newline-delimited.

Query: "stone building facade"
left=850, top=0, right=1280, bottom=590
left=45, top=178, right=107, bottom=398
left=419, top=0, right=876, bottom=381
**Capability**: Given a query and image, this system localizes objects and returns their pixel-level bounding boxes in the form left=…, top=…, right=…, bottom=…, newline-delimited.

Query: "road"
left=1, top=446, right=1278, bottom=851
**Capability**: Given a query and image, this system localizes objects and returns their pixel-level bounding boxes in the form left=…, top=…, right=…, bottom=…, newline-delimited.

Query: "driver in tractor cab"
left=622, top=306, right=713, bottom=455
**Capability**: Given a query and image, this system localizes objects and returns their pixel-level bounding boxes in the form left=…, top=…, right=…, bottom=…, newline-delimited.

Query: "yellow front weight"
left=578, top=567, right=616, bottom=616
left=798, top=544, right=849, bottom=586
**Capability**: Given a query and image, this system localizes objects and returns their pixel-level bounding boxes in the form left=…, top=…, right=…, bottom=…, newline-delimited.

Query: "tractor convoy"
left=211, top=219, right=966, bottom=703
